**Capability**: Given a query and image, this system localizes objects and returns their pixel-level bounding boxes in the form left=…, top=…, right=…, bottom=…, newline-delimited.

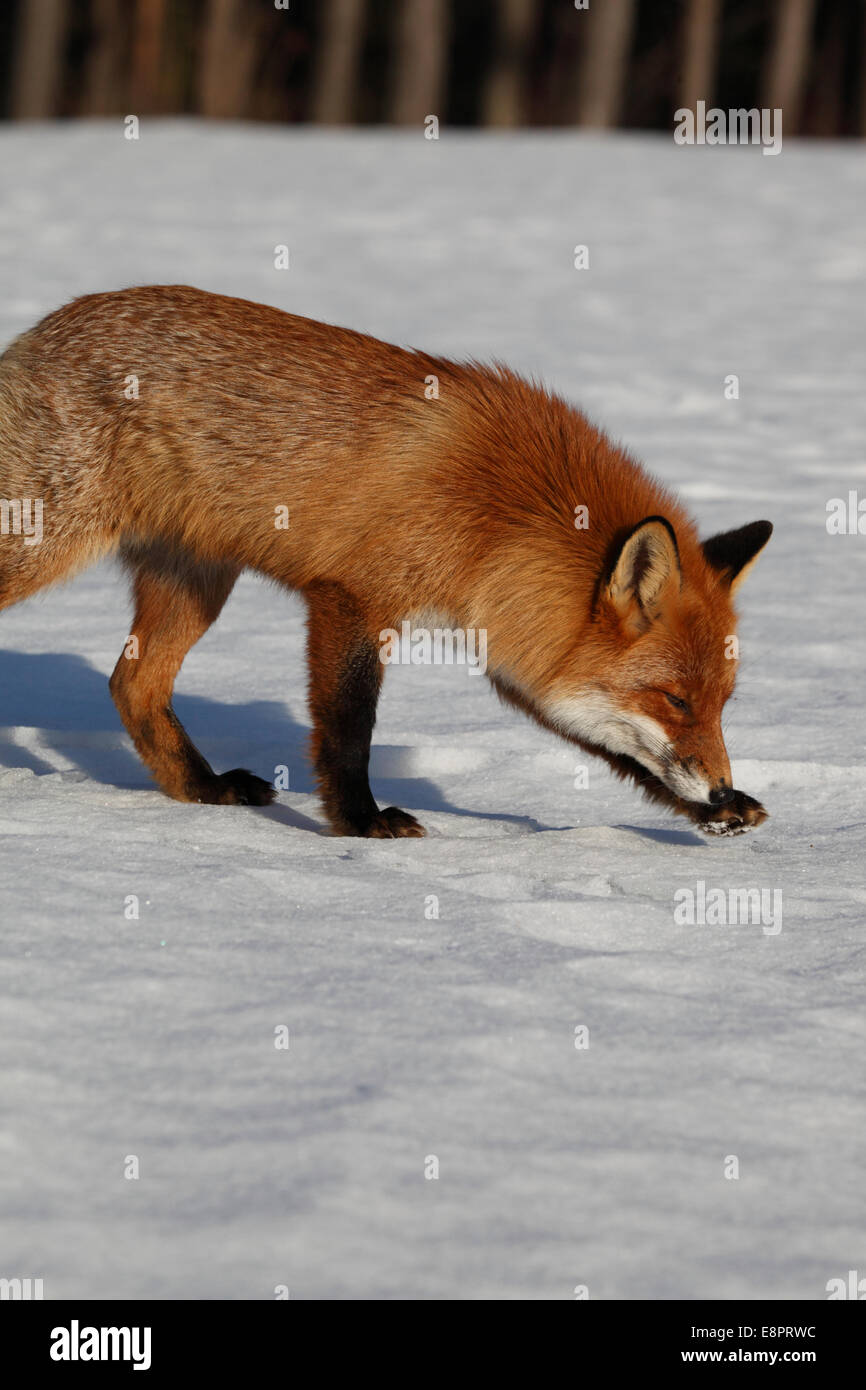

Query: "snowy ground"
left=0, top=123, right=864, bottom=1300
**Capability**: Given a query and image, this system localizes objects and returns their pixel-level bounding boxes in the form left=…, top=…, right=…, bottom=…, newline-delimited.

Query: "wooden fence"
left=1, top=0, right=862, bottom=136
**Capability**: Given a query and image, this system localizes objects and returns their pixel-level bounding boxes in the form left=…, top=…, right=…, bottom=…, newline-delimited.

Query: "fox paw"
left=197, top=769, right=277, bottom=806
left=359, top=807, right=426, bottom=839
left=696, top=790, right=768, bottom=837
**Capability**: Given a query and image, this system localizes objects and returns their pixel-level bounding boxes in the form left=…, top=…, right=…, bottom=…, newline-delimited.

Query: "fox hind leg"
left=110, top=542, right=275, bottom=806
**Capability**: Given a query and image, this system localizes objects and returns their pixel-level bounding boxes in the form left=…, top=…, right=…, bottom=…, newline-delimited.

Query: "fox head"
left=540, top=517, right=773, bottom=805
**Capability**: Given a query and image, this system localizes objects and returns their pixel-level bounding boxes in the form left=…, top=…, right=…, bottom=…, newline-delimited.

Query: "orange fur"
left=0, top=286, right=771, bottom=835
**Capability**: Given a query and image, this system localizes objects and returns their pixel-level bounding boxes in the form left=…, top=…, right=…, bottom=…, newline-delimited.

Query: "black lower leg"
left=316, top=640, right=383, bottom=833
left=306, top=582, right=424, bottom=838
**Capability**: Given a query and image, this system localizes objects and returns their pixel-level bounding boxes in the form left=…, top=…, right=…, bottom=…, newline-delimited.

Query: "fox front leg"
left=304, top=580, right=425, bottom=838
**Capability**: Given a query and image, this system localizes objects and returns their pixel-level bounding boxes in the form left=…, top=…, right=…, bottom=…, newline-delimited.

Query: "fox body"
left=0, top=286, right=771, bottom=837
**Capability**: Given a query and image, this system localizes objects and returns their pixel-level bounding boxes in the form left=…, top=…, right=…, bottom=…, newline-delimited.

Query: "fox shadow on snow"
left=0, top=650, right=578, bottom=834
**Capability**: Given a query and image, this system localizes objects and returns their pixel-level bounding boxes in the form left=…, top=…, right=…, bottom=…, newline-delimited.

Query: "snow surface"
left=0, top=122, right=864, bottom=1301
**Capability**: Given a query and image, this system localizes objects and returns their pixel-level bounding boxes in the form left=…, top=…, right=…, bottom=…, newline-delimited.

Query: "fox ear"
left=702, top=520, right=772, bottom=592
left=605, top=517, right=681, bottom=633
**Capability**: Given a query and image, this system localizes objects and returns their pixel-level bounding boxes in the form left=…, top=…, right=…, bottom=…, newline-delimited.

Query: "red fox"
left=0, top=286, right=771, bottom=837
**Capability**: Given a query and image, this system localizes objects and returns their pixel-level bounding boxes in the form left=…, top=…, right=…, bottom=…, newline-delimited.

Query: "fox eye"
left=664, top=692, right=690, bottom=713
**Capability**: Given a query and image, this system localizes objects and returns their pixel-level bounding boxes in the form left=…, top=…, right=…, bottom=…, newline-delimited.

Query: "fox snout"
left=652, top=748, right=729, bottom=806
left=669, top=767, right=734, bottom=807
left=544, top=687, right=734, bottom=807
left=660, top=733, right=733, bottom=806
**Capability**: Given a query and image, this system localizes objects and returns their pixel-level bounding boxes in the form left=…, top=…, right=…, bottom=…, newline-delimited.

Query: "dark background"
left=0, top=0, right=859, bottom=135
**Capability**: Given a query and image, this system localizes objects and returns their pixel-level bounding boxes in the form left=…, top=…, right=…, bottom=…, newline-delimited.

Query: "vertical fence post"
left=679, top=0, right=721, bottom=114
left=571, top=0, right=636, bottom=128
left=311, top=0, right=365, bottom=124
left=482, top=0, right=535, bottom=127
left=10, top=0, right=68, bottom=118
left=763, top=0, right=817, bottom=135
left=82, top=0, right=126, bottom=116
left=129, top=0, right=167, bottom=114
left=390, top=0, right=448, bottom=126
left=199, top=0, right=259, bottom=119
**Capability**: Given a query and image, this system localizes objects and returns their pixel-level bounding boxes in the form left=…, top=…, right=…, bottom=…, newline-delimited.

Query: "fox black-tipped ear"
left=605, top=517, right=681, bottom=633
left=702, top=520, right=772, bottom=591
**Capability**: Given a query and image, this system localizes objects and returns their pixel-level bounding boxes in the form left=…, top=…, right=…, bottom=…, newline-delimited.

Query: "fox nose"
left=709, top=784, right=734, bottom=806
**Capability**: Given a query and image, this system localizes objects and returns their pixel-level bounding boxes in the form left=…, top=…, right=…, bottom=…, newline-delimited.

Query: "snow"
left=0, top=122, right=864, bottom=1300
